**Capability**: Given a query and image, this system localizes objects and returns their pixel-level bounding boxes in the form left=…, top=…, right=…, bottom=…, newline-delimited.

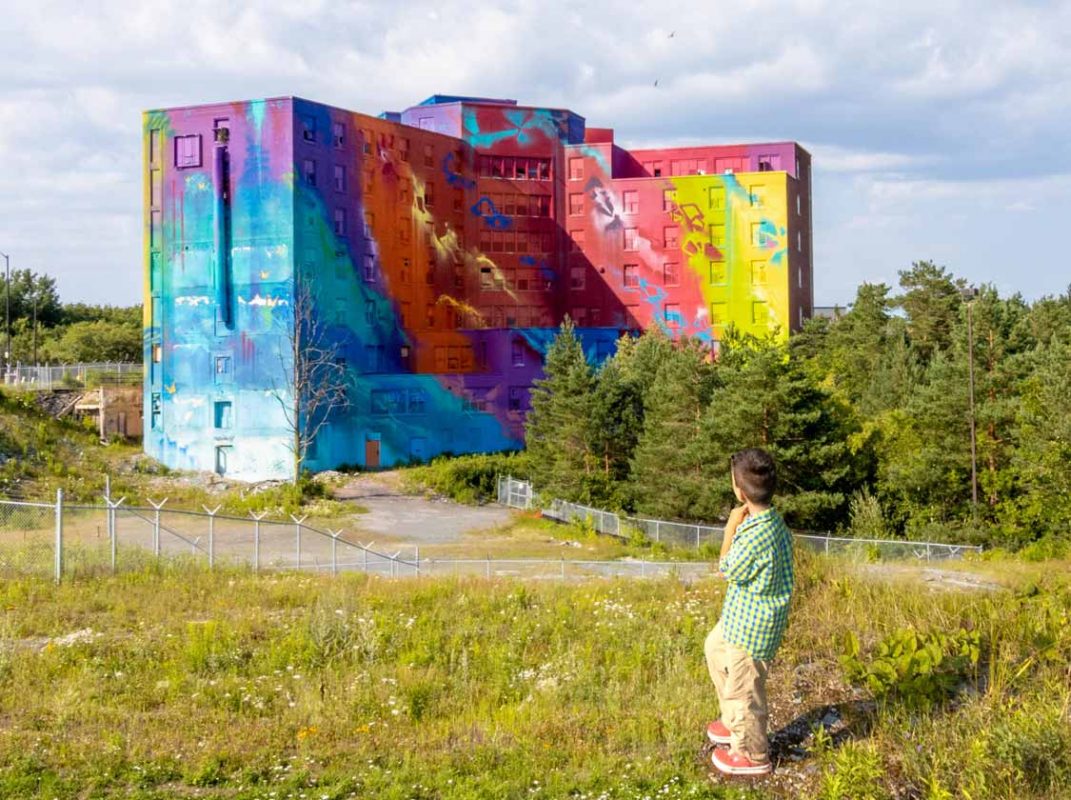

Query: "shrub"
left=840, top=627, right=981, bottom=710
left=402, top=451, right=530, bottom=504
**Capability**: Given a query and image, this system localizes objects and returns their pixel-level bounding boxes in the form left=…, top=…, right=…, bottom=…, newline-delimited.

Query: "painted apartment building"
left=143, top=95, right=812, bottom=480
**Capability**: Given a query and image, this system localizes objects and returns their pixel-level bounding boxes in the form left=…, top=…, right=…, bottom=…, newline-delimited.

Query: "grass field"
left=1, top=552, right=1069, bottom=800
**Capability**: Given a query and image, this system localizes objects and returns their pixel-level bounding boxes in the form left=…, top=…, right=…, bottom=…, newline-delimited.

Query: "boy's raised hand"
left=727, top=505, right=750, bottom=529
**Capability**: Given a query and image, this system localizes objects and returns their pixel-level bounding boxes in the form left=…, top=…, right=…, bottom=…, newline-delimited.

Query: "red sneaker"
left=711, top=747, right=772, bottom=776
left=706, top=720, right=732, bottom=745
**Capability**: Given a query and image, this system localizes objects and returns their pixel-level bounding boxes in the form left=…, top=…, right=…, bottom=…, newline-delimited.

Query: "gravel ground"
left=333, top=473, right=514, bottom=544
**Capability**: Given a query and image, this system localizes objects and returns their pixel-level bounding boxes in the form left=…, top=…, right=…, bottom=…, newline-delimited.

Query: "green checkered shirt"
left=718, top=508, right=794, bottom=660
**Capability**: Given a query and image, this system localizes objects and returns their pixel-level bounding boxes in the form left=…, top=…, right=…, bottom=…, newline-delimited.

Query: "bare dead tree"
left=271, top=279, right=350, bottom=480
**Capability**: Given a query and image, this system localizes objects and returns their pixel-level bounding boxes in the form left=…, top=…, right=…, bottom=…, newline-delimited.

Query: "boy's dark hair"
left=731, top=448, right=777, bottom=505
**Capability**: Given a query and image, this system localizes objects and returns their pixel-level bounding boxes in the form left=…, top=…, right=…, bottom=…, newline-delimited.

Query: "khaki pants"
left=704, top=621, right=770, bottom=763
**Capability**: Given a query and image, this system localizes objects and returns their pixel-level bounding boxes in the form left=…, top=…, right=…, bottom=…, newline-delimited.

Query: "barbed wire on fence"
left=0, top=492, right=718, bottom=584
left=496, top=476, right=983, bottom=561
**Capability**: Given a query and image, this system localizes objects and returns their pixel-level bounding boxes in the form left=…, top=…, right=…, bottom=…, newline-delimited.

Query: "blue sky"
left=1, top=0, right=1069, bottom=306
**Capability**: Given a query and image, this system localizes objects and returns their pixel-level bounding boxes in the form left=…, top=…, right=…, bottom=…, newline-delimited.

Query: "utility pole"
left=0, top=251, right=9, bottom=377
left=961, top=286, right=979, bottom=519
left=32, top=291, right=38, bottom=365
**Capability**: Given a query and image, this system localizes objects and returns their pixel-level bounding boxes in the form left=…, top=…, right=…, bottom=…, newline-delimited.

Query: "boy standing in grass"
left=704, top=448, right=794, bottom=776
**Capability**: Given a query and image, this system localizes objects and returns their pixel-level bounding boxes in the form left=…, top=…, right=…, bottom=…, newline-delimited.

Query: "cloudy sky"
left=2, top=0, right=1069, bottom=306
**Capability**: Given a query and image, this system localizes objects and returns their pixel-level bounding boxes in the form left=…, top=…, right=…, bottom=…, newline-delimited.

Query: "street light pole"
left=962, top=287, right=979, bottom=518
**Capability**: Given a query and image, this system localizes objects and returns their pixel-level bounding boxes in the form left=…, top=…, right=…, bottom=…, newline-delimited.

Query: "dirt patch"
left=333, top=473, right=513, bottom=544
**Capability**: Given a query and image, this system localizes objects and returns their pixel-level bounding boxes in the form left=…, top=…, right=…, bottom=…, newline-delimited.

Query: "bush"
left=402, top=451, right=530, bottom=504
left=840, top=626, right=982, bottom=710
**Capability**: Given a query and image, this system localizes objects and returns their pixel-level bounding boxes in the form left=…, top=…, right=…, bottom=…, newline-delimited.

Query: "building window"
left=174, top=134, right=202, bottom=169
left=664, top=304, right=682, bottom=327
left=752, top=261, right=767, bottom=285
left=150, top=393, right=162, bottom=429
left=751, top=223, right=768, bottom=247
left=149, top=129, right=161, bottom=165
left=569, top=229, right=585, bottom=252
left=663, top=262, right=679, bottom=286
left=333, top=208, right=346, bottom=235
left=752, top=300, right=768, bottom=325
left=303, top=159, right=317, bottom=186
left=362, top=129, right=372, bottom=155
left=334, top=165, right=346, bottom=192
left=508, top=386, right=526, bottom=412
left=214, top=355, right=231, bottom=382
left=568, top=157, right=583, bottom=180
left=408, top=389, right=427, bottom=414
left=623, top=190, right=639, bottom=214
left=623, top=264, right=639, bottom=288
left=364, top=299, right=375, bottom=324
left=711, top=302, right=727, bottom=326
left=797, top=231, right=803, bottom=252
left=798, top=268, right=804, bottom=289
left=662, top=189, right=674, bottom=212
left=624, top=227, right=639, bottom=251
left=151, top=343, right=162, bottom=363
left=796, top=194, right=802, bottom=216
left=749, top=185, right=764, bottom=207
left=569, top=193, right=584, bottom=215
left=363, top=254, right=376, bottom=282
left=425, top=185, right=434, bottom=208
left=214, top=400, right=233, bottom=429
left=511, top=340, right=525, bottom=366
left=301, top=117, right=316, bottom=142
left=709, top=261, right=727, bottom=285
left=709, top=188, right=725, bottom=210
left=215, top=445, right=232, bottom=476
left=663, top=226, right=678, bottom=249
left=398, top=138, right=410, bottom=161
left=570, top=266, right=586, bottom=290
left=332, top=121, right=345, bottom=148
left=709, top=224, right=725, bottom=248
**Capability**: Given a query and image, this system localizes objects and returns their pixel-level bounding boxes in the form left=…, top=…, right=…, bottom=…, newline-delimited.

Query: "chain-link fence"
left=0, top=493, right=717, bottom=584
left=2, top=362, right=142, bottom=391
left=0, top=492, right=421, bottom=582
left=498, top=476, right=983, bottom=561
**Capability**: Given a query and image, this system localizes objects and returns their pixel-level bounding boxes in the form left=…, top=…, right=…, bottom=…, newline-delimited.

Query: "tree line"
left=2, top=269, right=141, bottom=363
left=524, top=262, right=1071, bottom=548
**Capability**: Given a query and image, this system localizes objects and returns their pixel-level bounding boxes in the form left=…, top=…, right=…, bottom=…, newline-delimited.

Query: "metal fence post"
left=329, top=530, right=342, bottom=576
left=102, top=492, right=126, bottom=573
left=655, top=520, right=660, bottom=543
left=203, top=505, right=220, bottom=569
left=148, top=498, right=167, bottom=558
left=695, top=526, right=700, bottom=549
left=415, top=545, right=420, bottom=577
left=291, top=515, right=307, bottom=570
left=250, top=512, right=266, bottom=572
left=54, top=488, right=63, bottom=583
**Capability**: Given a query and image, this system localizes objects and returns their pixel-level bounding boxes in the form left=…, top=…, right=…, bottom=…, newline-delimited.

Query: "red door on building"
left=364, top=438, right=380, bottom=468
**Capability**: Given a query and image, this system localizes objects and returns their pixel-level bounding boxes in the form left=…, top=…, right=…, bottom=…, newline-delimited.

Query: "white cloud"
left=0, top=0, right=1069, bottom=305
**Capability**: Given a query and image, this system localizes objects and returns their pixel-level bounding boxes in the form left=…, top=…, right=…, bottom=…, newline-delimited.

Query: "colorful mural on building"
left=144, top=95, right=813, bottom=480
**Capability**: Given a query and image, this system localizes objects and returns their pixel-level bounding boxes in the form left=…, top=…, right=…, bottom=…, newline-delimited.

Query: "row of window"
left=480, top=267, right=554, bottom=292
left=477, top=230, right=556, bottom=254
left=479, top=192, right=552, bottom=217
left=476, top=156, right=551, bottom=181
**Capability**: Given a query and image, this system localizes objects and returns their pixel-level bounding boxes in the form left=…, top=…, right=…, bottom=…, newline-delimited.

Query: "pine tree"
left=694, top=334, right=863, bottom=530
left=628, top=340, right=713, bottom=519
left=585, top=356, right=643, bottom=506
left=525, top=317, right=594, bottom=499
left=1007, top=337, right=1071, bottom=544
